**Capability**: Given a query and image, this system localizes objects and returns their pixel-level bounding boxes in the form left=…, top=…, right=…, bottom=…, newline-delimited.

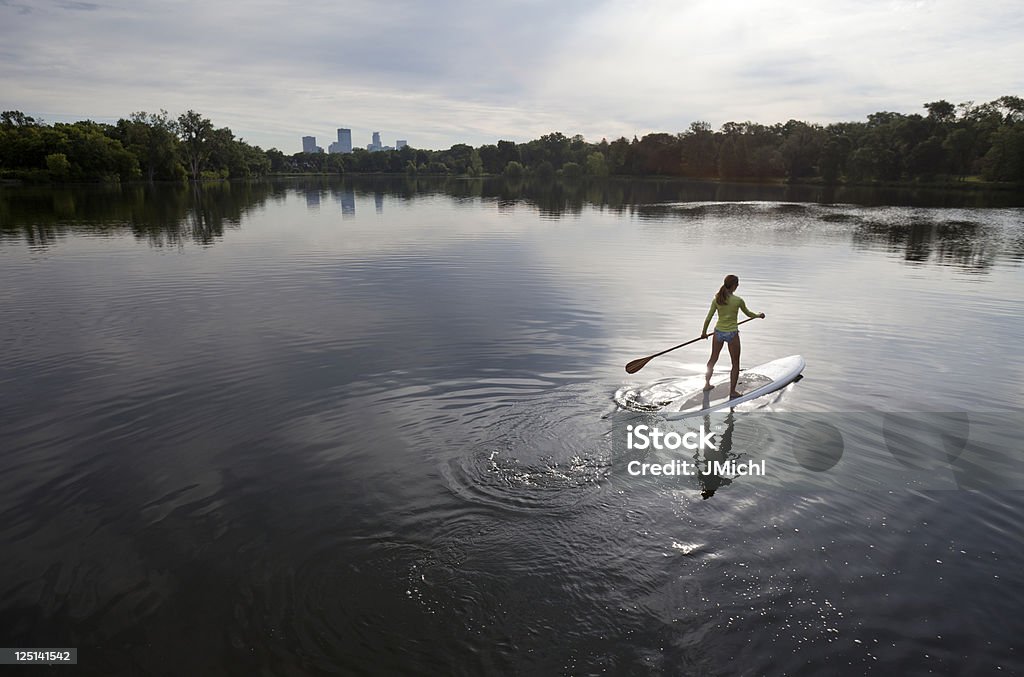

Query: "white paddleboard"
left=658, top=355, right=805, bottom=420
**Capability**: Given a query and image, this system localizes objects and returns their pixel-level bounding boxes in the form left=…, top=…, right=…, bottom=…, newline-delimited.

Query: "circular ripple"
left=615, top=372, right=774, bottom=414
left=614, top=374, right=707, bottom=412
left=436, top=383, right=612, bottom=514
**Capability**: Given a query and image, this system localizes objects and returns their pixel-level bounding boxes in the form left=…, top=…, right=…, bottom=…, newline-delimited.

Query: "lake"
left=1, top=177, right=1023, bottom=675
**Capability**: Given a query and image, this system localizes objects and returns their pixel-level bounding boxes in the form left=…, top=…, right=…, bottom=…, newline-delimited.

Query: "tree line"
left=0, top=110, right=270, bottom=183
left=2, top=96, right=1023, bottom=184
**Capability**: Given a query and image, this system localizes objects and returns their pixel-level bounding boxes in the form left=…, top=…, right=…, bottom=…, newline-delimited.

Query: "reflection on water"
left=852, top=217, right=1006, bottom=270
left=3, top=176, right=1024, bottom=254
left=1, top=178, right=1023, bottom=674
left=337, top=186, right=355, bottom=217
left=0, top=181, right=279, bottom=247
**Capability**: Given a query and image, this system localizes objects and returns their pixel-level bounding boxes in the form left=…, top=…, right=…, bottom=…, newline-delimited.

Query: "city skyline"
left=305, top=129, right=406, bottom=154
left=1, top=1, right=1021, bottom=152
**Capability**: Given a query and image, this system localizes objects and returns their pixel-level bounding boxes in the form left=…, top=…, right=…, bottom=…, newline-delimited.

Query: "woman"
left=700, top=274, right=765, bottom=399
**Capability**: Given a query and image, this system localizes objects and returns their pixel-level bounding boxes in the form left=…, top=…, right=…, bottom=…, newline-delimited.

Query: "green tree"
left=348, top=148, right=373, bottom=172
left=503, top=160, right=524, bottom=178
left=397, top=144, right=416, bottom=168
left=0, top=112, right=51, bottom=170
left=1, top=111, right=37, bottom=128
left=679, top=121, right=718, bottom=178
left=819, top=135, right=852, bottom=184
left=265, top=148, right=287, bottom=173
left=468, top=148, right=483, bottom=176
left=924, top=100, right=956, bottom=124
left=606, top=137, right=631, bottom=175
left=561, top=161, right=583, bottom=180
left=325, top=152, right=346, bottom=175
left=241, top=142, right=271, bottom=177
left=942, top=129, right=973, bottom=178
left=585, top=151, right=609, bottom=177
left=750, top=146, right=783, bottom=180
left=478, top=144, right=501, bottom=174
left=536, top=132, right=570, bottom=168
left=45, top=152, right=70, bottom=180
left=439, top=143, right=474, bottom=174
left=779, top=120, right=823, bottom=180
left=207, top=127, right=244, bottom=178
left=633, top=133, right=683, bottom=175
left=849, top=113, right=907, bottom=181
left=59, top=121, right=140, bottom=181
left=496, top=140, right=519, bottom=167
left=534, top=160, right=555, bottom=181
left=115, top=111, right=180, bottom=181
left=906, top=136, right=947, bottom=179
left=568, top=134, right=589, bottom=165
left=718, top=135, right=748, bottom=179
left=176, top=110, right=214, bottom=180
left=982, top=126, right=1024, bottom=181
left=995, top=95, right=1024, bottom=123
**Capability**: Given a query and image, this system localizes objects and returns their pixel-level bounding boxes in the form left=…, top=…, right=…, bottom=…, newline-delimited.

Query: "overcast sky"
left=2, top=0, right=1021, bottom=152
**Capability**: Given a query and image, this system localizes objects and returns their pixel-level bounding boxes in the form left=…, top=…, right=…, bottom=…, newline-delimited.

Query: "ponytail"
left=715, top=274, right=739, bottom=306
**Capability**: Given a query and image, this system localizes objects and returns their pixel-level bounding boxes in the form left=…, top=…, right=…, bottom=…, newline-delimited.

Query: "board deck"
left=660, top=355, right=805, bottom=420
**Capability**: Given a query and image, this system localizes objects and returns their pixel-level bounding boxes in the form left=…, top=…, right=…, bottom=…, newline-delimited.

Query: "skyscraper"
left=302, top=136, right=317, bottom=154
left=396, top=140, right=408, bottom=150
left=337, top=128, right=352, bottom=153
left=372, top=131, right=381, bottom=149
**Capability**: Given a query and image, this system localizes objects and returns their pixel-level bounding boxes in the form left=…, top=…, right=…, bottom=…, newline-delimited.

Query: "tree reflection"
left=852, top=218, right=1000, bottom=272
left=0, top=181, right=273, bottom=248
left=2, top=177, right=1020, bottom=265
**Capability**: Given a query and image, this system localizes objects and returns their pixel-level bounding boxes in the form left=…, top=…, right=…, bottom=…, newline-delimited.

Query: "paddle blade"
left=625, top=356, right=652, bottom=374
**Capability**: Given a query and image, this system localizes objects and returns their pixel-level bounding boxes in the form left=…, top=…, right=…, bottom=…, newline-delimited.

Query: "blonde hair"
left=715, top=274, right=739, bottom=306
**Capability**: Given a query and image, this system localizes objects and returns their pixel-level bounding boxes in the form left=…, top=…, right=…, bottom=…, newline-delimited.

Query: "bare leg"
left=704, top=335, right=724, bottom=390
left=728, top=334, right=742, bottom=398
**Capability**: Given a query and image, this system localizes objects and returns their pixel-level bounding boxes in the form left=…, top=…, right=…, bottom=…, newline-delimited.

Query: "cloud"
left=53, top=0, right=99, bottom=10
left=536, top=0, right=1024, bottom=130
left=1, top=0, right=1021, bottom=151
left=0, top=0, right=31, bottom=14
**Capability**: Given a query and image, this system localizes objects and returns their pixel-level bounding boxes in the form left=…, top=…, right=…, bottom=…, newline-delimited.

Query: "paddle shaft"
left=651, top=317, right=757, bottom=358
left=626, top=316, right=759, bottom=373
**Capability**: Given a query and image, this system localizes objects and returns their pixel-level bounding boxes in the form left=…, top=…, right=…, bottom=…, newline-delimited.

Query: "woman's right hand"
left=701, top=332, right=709, bottom=339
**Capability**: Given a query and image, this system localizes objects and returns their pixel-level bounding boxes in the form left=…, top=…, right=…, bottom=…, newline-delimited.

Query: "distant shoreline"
left=266, top=173, right=1024, bottom=193
left=3, top=173, right=1022, bottom=194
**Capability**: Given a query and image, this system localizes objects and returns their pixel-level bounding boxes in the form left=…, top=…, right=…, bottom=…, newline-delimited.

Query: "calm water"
left=1, top=177, right=1023, bottom=675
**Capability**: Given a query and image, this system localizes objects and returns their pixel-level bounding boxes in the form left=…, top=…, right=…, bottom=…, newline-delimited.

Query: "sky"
left=1, top=0, right=1022, bottom=152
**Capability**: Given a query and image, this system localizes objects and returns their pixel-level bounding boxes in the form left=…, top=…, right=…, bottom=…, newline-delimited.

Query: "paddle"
left=625, top=316, right=760, bottom=374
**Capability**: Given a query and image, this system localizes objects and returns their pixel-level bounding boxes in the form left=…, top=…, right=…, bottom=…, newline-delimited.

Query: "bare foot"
left=703, top=384, right=714, bottom=391
left=729, top=391, right=744, bottom=399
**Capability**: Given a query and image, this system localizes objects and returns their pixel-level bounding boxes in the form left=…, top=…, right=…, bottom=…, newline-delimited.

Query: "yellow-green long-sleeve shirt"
left=702, top=294, right=758, bottom=333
